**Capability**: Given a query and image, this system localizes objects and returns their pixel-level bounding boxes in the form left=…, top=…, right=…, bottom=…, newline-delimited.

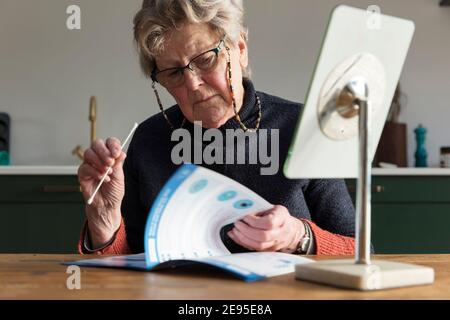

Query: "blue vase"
left=414, top=124, right=428, bottom=167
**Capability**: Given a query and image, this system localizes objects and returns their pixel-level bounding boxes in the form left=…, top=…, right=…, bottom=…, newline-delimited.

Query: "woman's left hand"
left=227, top=205, right=306, bottom=253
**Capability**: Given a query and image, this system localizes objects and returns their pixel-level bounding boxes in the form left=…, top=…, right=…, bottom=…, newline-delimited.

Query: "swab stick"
left=87, top=122, right=138, bottom=205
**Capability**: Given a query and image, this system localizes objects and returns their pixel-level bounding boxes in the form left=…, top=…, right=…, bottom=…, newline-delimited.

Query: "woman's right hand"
left=77, top=137, right=127, bottom=249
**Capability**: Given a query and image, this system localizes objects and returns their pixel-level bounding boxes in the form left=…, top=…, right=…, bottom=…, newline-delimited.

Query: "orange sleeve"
left=77, top=218, right=354, bottom=256
left=77, top=218, right=132, bottom=255
left=303, top=220, right=355, bottom=256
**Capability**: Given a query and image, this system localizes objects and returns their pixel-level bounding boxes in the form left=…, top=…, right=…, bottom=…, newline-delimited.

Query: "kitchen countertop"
left=2, top=166, right=450, bottom=176
left=372, top=167, right=450, bottom=176
left=0, top=166, right=78, bottom=175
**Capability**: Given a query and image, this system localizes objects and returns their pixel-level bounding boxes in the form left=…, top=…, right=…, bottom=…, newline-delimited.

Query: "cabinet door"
left=372, top=203, right=450, bottom=254
left=0, top=203, right=85, bottom=253
left=346, top=177, right=450, bottom=254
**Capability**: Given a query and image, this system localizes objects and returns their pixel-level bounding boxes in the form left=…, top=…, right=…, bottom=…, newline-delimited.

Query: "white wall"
left=1, top=0, right=449, bottom=166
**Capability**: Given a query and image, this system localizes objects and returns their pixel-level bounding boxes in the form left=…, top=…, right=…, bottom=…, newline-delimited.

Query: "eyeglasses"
left=151, top=37, right=262, bottom=133
left=151, top=38, right=226, bottom=88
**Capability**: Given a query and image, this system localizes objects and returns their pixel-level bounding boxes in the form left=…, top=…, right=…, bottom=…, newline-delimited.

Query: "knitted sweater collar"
left=183, top=77, right=259, bottom=132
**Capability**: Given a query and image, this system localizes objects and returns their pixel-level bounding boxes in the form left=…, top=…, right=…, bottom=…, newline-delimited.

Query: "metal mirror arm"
left=333, top=77, right=372, bottom=265
left=354, top=81, right=371, bottom=265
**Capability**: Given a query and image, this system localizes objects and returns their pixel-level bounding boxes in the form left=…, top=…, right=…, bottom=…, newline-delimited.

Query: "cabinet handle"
left=42, top=185, right=81, bottom=193
left=346, top=185, right=384, bottom=193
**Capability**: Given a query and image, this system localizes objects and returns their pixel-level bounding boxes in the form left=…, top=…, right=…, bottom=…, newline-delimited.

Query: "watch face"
left=300, top=238, right=310, bottom=252
left=297, top=221, right=311, bottom=253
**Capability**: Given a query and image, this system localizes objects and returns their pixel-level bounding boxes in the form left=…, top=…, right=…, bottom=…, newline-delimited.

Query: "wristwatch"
left=296, top=221, right=311, bottom=254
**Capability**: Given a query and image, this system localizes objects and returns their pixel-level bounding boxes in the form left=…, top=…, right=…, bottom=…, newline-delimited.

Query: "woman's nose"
left=183, top=68, right=203, bottom=91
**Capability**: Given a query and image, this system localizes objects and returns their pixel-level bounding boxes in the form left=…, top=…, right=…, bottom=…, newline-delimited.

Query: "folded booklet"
left=67, top=164, right=314, bottom=281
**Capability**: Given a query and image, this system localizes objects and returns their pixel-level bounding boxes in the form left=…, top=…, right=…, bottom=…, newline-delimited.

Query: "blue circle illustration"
left=217, top=190, right=237, bottom=201
left=233, top=199, right=254, bottom=209
left=189, top=179, right=208, bottom=193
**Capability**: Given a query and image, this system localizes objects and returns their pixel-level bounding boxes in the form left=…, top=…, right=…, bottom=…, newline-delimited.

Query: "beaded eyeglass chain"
left=225, top=45, right=261, bottom=133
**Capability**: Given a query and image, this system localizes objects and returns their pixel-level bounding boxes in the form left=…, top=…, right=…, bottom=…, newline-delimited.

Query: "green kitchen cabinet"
left=1, top=173, right=450, bottom=254
left=347, top=175, right=450, bottom=254
left=0, top=175, right=85, bottom=253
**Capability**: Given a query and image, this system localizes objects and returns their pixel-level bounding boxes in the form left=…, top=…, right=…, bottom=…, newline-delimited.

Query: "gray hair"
left=133, top=0, right=250, bottom=79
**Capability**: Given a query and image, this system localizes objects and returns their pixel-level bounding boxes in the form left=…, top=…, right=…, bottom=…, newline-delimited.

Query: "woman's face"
left=154, top=23, right=248, bottom=129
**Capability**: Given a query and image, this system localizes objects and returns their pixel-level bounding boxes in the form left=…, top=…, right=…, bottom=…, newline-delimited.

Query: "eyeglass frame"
left=150, top=37, right=227, bottom=87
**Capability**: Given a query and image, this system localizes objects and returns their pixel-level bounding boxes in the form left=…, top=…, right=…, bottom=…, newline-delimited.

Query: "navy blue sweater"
left=122, top=79, right=356, bottom=253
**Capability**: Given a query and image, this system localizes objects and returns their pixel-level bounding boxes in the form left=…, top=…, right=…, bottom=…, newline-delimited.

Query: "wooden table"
left=0, top=254, right=449, bottom=299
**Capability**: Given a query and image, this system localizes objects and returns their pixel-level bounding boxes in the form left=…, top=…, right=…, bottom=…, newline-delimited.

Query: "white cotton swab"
left=87, top=122, right=138, bottom=205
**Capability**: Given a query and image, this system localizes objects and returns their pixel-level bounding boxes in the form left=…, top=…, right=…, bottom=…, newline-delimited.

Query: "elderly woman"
left=77, top=0, right=356, bottom=255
